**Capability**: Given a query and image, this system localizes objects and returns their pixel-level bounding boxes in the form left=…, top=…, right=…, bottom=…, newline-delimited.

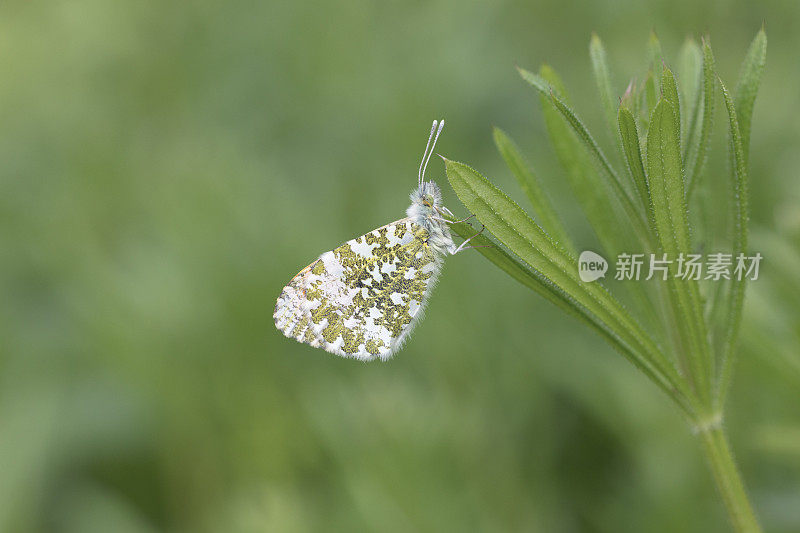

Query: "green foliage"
left=735, top=28, right=768, bottom=166
left=518, top=67, right=650, bottom=244
left=716, top=78, right=750, bottom=410
left=445, top=30, right=767, bottom=533
left=644, top=70, right=658, bottom=119
left=660, top=68, right=682, bottom=146
left=492, top=127, right=574, bottom=252
left=538, top=65, right=629, bottom=259
left=445, top=159, right=693, bottom=414
left=646, top=99, right=712, bottom=405
left=647, top=32, right=664, bottom=81
left=590, top=33, right=618, bottom=148
left=678, top=37, right=703, bottom=139
left=686, top=39, right=717, bottom=198
left=617, top=106, right=651, bottom=221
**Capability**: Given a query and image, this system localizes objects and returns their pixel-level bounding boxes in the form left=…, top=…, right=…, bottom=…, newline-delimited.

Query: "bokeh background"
left=1, top=0, right=799, bottom=531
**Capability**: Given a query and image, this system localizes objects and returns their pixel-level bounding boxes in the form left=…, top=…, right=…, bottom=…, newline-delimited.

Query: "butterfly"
left=273, top=119, right=482, bottom=361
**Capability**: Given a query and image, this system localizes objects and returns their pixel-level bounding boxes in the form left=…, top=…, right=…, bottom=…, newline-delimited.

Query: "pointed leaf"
left=538, top=65, right=632, bottom=259
left=448, top=219, right=574, bottom=311
left=734, top=28, right=767, bottom=166
left=648, top=31, right=664, bottom=92
left=518, top=66, right=650, bottom=243
left=647, top=100, right=690, bottom=251
left=492, top=127, right=575, bottom=253
left=590, top=33, right=619, bottom=145
left=678, top=38, right=703, bottom=148
left=539, top=71, right=662, bottom=332
left=647, top=99, right=712, bottom=403
left=644, top=70, right=657, bottom=121
left=661, top=67, right=682, bottom=151
left=540, top=63, right=569, bottom=100
left=686, top=38, right=716, bottom=198
left=618, top=105, right=652, bottom=223
left=444, top=157, right=696, bottom=415
left=716, top=79, right=750, bottom=409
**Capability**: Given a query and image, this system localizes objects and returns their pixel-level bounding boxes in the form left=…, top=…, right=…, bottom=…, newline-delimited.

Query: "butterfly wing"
left=274, top=218, right=443, bottom=361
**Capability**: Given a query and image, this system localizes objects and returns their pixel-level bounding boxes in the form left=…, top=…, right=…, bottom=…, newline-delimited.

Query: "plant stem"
left=697, top=425, right=761, bottom=532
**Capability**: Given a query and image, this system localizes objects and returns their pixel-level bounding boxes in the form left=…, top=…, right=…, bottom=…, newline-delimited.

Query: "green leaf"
left=686, top=38, right=716, bottom=199
left=646, top=100, right=691, bottom=250
left=734, top=28, right=767, bottom=167
left=678, top=38, right=703, bottom=147
left=715, top=79, right=750, bottom=410
left=538, top=68, right=662, bottom=336
left=647, top=31, right=664, bottom=92
left=661, top=67, right=682, bottom=151
left=644, top=70, right=657, bottom=122
left=444, top=157, right=697, bottom=416
left=646, top=99, right=712, bottom=404
left=518, top=66, right=650, bottom=244
left=533, top=68, right=661, bottom=335
left=540, top=63, right=569, bottom=100
left=492, top=127, right=575, bottom=253
left=590, top=33, right=619, bottom=145
left=618, top=105, right=652, bottom=223
left=537, top=65, right=632, bottom=259
left=447, top=217, right=556, bottom=302
left=447, top=219, right=574, bottom=312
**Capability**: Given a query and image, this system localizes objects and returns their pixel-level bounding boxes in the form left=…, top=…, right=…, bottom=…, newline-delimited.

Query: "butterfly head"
left=406, top=119, right=455, bottom=254
left=409, top=180, right=443, bottom=218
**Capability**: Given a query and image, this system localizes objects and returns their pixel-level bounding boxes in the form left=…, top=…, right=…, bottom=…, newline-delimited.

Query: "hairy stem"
left=696, top=424, right=761, bottom=532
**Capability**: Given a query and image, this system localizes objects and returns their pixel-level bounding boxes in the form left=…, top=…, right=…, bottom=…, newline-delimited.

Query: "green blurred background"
left=1, top=0, right=798, bottom=531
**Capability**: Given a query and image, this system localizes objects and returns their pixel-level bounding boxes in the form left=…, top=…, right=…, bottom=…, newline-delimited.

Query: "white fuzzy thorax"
left=406, top=180, right=456, bottom=256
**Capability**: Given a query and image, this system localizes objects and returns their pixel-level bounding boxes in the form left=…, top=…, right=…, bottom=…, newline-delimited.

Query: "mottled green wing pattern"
left=274, top=219, right=442, bottom=360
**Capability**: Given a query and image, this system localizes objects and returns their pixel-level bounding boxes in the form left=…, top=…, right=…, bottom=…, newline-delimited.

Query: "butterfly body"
left=274, top=120, right=472, bottom=360
left=407, top=180, right=457, bottom=255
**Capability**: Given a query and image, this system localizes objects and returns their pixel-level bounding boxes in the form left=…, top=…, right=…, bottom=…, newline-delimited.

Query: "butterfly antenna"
left=418, top=120, right=438, bottom=190
left=420, top=119, right=444, bottom=189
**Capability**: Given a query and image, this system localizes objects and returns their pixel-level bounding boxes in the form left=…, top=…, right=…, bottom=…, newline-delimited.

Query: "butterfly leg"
left=432, top=213, right=475, bottom=225
left=451, top=224, right=490, bottom=255
left=440, top=205, right=455, bottom=218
